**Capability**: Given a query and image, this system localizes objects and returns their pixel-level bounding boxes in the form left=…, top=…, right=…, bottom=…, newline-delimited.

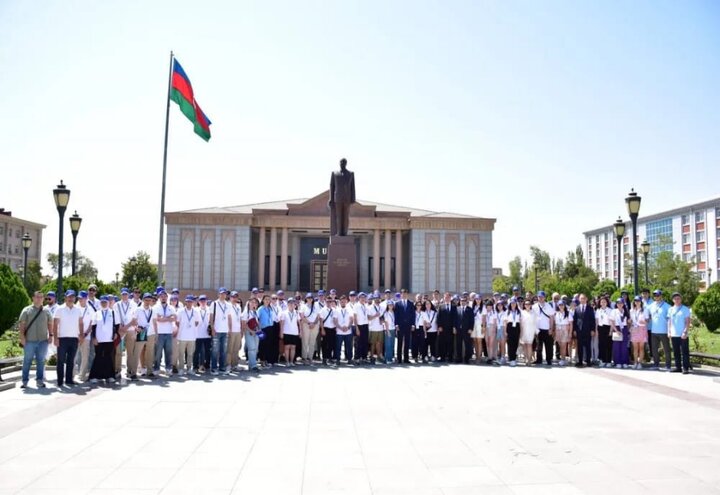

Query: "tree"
left=47, top=252, right=98, bottom=280
left=40, top=276, right=116, bottom=297
left=692, top=282, right=720, bottom=333
left=492, top=275, right=512, bottom=295
left=0, top=264, right=31, bottom=336
left=20, top=260, right=43, bottom=296
left=593, top=279, right=618, bottom=298
left=120, top=251, right=158, bottom=294
left=649, top=251, right=700, bottom=306
left=508, top=257, right=523, bottom=288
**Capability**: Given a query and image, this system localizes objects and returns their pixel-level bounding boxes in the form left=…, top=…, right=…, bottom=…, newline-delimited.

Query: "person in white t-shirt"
left=383, top=300, right=397, bottom=364
left=367, top=293, right=385, bottom=364
left=353, top=292, right=370, bottom=362
left=319, top=298, right=337, bottom=365
left=130, top=293, right=154, bottom=380
left=89, top=296, right=118, bottom=383
left=209, top=288, right=232, bottom=375
left=227, top=292, right=244, bottom=372
left=300, top=294, right=320, bottom=365
left=115, top=289, right=136, bottom=379
left=553, top=300, right=573, bottom=366
left=280, top=299, right=301, bottom=366
left=422, top=300, right=438, bottom=362
left=193, top=295, right=212, bottom=372
left=532, top=291, right=556, bottom=366
left=333, top=295, right=355, bottom=365
left=176, top=295, right=200, bottom=374
left=152, top=291, right=177, bottom=375
left=75, top=290, right=96, bottom=382
left=53, top=290, right=83, bottom=387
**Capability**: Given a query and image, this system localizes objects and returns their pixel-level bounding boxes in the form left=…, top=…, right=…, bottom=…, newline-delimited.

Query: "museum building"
left=164, top=191, right=495, bottom=295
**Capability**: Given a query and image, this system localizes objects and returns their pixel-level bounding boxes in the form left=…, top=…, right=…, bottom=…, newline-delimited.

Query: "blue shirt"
left=648, top=301, right=670, bottom=334
left=668, top=305, right=691, bottom=338
left=258, top=305, right=275, bottom=329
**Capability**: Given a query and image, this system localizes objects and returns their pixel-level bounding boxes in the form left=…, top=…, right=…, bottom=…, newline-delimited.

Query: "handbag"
left=611, top=330, right=624, bottom=342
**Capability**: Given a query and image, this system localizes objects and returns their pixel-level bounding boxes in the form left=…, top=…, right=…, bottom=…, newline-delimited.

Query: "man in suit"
left=573, top=293, right=596, bottom=367
left=437, top=292, right=455, bottom=362
left=394, top=289, right=415, bottom=364
left=458, top=296, right=475, bottom=363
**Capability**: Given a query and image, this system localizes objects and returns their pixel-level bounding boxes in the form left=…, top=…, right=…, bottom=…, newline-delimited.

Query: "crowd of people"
left=15, top=283, right=694, bottom=389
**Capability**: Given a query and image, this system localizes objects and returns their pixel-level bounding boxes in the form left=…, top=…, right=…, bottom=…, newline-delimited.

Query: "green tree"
left=648, top=251, right=700, bottom=305
left=693, top=282, right=720, bottom=333
left=0, top=264, right=31, bottom=336
left=47, top=251, right=98, bottom=280
left=20, top=260, right=43, bottom=296
left=492, top=275, right=512, bottom=295
left=508, top=256, right=523, bottom=288
left=120, top=251, right=158, bottom=294
left=593, top=279, right=618, bottom=298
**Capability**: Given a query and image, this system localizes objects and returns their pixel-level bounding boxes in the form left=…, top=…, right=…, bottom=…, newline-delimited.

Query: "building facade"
left=583, top=197, right=720, bottom=289
left=0, top=209, right=45, bottom=273
left=164, top=192, right=495, bottom=295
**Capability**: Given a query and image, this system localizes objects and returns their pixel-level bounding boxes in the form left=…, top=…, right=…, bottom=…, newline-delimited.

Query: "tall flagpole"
left=158, top=50, right=174, bottom=285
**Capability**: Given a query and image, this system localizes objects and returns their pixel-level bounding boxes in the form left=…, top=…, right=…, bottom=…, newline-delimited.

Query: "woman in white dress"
left=553, top=300, right=572, bottom=366
left=520, top=299, right=538, bottom=365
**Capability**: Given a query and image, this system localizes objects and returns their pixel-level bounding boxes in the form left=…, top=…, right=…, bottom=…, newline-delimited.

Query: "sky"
left=1, top=0, right=719, bottom=282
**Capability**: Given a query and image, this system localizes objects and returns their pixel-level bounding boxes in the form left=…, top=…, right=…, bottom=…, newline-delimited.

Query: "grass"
left=690, top=323, right=720, bottom=355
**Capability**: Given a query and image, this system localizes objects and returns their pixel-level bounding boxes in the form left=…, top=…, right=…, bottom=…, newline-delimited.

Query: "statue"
left=328, top=158, right=356, bottom=236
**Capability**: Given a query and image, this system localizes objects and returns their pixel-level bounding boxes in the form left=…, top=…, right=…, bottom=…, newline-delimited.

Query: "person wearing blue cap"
left=227, top=292, right=245, bottom=372
left=130, top=293, right=154, bottom=380
left=668, top=292, right=691, bottom=374
left=367, top=293, right=385, bottom=363
left=152, top=290, right=177, bottom=376
left=611, top=298, right=630, bottom=368
left=52, top=290, right=82, bottom=387
left=75, top=290, right=96, bottom=382
left=353, top=292, right=370, bottom=363
left=629, top=296, right=649, bottom=370
left=115, top=288, right=137, bottom=380
left=299, top=293, right=320, bottom=365
left=383, top=300, right=397, bottom=364
left=193, top=295, right=212, bottom=373
left=319, top=298, right=337, bottom=365
left=243, top=297, right=261, bottom=371
left=176, top=295, right=200, bottom=375
left=90, top=296, right=119, bottom=384
left=209, top=288, right=232, bottom=375
left=17, top=291, right=53, bottom=388
left=532, top=291, right=556, bottom=366
left=648, top=290, right=672, bottom=371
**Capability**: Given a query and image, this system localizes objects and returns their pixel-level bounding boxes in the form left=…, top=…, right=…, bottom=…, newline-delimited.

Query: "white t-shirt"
left=54, top=304, right=82, bottom=338
left=611, top=308, right=628, bottom=328
left=196, top=305, right=211, bottom=338
left=210, top=300, right=231, bottom=333
left=94, top=308, right=116, bottom=342
left=630, top=308, right=650, bottom=328
left=596, top=307, right=613, bottom=326
left=229, top=304, right=243, bottom=333
left=368, top=304, right=384, bottom=332
left=116, top=300, right=136, bottom=329
left=333, top=306, right=354, bottom=335
left=177, top=307, right=200, bottom=341
left=280, top=310, right=300, bottom=335
left=135, top=305, right=155, bottom=336
left=354, top=302, right=369, bottom=325
left=301, top=303, right=319, bottom=325
left=415, top=311, right=425, bottom=328
left=153, top=303, right=177, bottom=334
left=319, top=306, right=336, bottom=329
left=383, top=310, right=396, bottom=330
left=503, top=309, right=521, bottom=327
left=423, top=309, right=438, bottom=332
left=533, top=302, right=555, bottom=330
left=78, top=304, right=95, bottom=337
left=554, top=311, right=573, bottom=327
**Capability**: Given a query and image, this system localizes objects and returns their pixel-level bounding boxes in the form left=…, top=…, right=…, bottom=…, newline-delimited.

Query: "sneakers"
left=20, top=382, right=28, bottom=388
left=90, top=378, right=99, bottom=384
left=509, top=360, right=517, bottom=367
left=635, top=363, right=641, bottom=370
left=210, top=370, right=219, bottom=376
left=559, top=360, right=566, bottom=367
left=108, top=377, right=116, bottom=383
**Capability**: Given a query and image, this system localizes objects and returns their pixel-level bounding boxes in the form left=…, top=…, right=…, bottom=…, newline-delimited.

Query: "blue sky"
left=1, top=0, right=718, bottom=282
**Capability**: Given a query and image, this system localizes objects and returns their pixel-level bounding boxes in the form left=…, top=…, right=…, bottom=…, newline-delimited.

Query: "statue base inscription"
left=326, top=235, right=357, bottom=296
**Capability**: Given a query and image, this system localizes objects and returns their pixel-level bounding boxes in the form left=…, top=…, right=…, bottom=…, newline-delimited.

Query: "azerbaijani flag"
left=170, top=59, right=212, bottom=141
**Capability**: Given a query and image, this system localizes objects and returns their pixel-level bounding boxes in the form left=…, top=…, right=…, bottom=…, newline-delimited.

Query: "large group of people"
left=15, top=283, right=694, bottom=389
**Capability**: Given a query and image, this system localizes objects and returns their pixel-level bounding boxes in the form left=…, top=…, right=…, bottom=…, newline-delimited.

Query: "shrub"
left=693, top=283, right=720, bottom=333
left=0, top=264, right=31, bottom=337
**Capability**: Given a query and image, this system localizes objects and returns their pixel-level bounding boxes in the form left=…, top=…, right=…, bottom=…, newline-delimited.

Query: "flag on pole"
left=170, top=59, right=212, bottom=141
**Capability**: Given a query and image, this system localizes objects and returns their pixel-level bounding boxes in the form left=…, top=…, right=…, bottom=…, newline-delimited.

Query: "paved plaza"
left=1, top=364, right=720, bottom=495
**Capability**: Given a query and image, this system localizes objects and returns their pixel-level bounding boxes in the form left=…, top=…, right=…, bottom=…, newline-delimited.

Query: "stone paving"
left=1, top=363, right=720, bottom=495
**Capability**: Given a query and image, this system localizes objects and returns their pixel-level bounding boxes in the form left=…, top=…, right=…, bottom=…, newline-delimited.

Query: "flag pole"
left=158, top=50, right=174, bottom=285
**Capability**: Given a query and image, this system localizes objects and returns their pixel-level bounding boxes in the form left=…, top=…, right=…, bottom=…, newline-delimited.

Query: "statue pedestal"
left=326, top=235, right=357, bottom=295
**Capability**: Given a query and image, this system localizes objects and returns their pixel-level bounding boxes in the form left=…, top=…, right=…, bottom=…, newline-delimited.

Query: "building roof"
left=583, top=196, right=720, bottom=236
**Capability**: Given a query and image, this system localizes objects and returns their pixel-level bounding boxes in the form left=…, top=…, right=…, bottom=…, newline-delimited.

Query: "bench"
left=690, top=352, right=720, bottom=363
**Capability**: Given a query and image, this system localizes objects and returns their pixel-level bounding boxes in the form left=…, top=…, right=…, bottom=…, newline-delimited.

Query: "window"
left=15, top=230, right=20, bottom=238
left=8, top=228, right=12, bottom=237
left=682, top=233, right=690, bottom=244
left=695, top=211, right=704, bottom=223
left=683, top=253, right=692, bottom=262
left=14, top=245, right=19, bottom=254
left=682, top=214, right=689, bottom=225
left=645, top=218, right=673, bottom=257
left=697, top=231, right=706, bottom=242
left=697, top=250, right=706, bottom=262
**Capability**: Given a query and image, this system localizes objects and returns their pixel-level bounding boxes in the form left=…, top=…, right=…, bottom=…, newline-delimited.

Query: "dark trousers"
left=577, top=331, right=592, bottom=365
left=89, top=342, right=115, bottom=379
left=598, top=325, right=612, bottom=363
left=411, top=327, right=425, bottom=359
left=506, top=324, right=520, bottom=361
left=322, top=328, right=336, bottom=361
left=535, top=329, right=553, bottom=365
left=439, top=330, right=453, bottom=361
left=397, top=325, right=412, bottom=362
left=355, top=324, right=369, bottom=360
left=193, top=338, right=211, bottom=369
left=425, top=332, right=437, bottom=358
left=455, top=328, right=472, bottom=363
left=262, top=325, right=279, bottom=364
left=57, top=337, right=78, bottom=385
left=335, top=333, right=353, bottom=362
left=671, top=337, right=690, bottom=371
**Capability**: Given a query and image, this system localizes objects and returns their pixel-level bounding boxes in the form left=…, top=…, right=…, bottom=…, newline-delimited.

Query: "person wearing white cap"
left=176, top=295, right=200, bottom=375
left=53, top=290, right=83, bottom=387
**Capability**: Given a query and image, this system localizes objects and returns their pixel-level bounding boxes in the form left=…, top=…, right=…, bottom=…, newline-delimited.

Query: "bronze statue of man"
left=328, top=158, right=356, bottom=236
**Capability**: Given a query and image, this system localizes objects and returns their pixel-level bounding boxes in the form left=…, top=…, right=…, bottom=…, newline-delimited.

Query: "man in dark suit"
left=437, top=292, right=455, bottom=362
left=457, top=296, right=475, bottom=363
left=394, top=289, right=415, bottom=364
left=573, top=294, right=596, bottom=367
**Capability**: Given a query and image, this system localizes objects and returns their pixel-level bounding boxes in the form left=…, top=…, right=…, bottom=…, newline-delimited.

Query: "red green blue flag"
left=170, top=59, right=212, bottom=141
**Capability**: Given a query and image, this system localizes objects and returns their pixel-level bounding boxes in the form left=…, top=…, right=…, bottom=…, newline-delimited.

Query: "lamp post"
left=709, top=267, right=713, bottom=286
left=21, top=233, right=32, bottom=286
left=69, top=211, right=82, bottom=276
left=53, top=181, right=71, bottom=300
left=613, top=217, right=625, bottom=289
left=641, top=239, right=650, bottom=286
left=625, top=189, right=642, bottom=296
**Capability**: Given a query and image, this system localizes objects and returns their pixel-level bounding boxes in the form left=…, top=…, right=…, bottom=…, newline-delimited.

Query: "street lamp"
left=69, top=211, right=82, bottom=276
left=21, top=233, right=32, bottom=285
left=53, top=181, right=71, bottom=300
left=613, top=217, right=625, bottom=289
left=641, top=239, right=650, bottom=286
left=625, top=188, right=642, bottom=296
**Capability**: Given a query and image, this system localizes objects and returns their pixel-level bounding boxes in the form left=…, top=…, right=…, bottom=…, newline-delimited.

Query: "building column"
left=373, top=229, right=380, bottom=291
left=280, top=227, right=289, bottom=290
left=269, top=227, right=277, bottom=291
left=258, top=227, right=266, bottom=289
left=395, top=230, right=403, bottom=290
left=384, top=228, right=392, bottom=289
